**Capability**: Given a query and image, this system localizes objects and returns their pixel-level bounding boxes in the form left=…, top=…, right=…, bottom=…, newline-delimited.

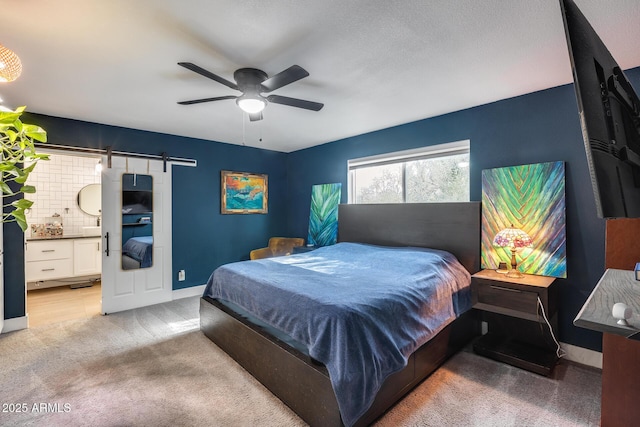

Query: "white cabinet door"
left=73, top=238, right=101, bottom=276
left=25, top=240, right=74, bottom=282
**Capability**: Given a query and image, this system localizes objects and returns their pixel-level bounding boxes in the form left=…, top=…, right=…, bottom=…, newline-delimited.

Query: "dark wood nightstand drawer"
left=473, top=278, right=539, bottom=320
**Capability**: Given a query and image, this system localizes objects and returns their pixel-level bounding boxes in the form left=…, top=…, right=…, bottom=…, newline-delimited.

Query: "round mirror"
left=78, top=183, right=101, bottom=216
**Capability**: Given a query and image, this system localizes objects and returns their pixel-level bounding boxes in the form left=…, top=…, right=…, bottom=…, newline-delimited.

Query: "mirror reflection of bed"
left=122, top=236, right=153, bottom=270
left=121, top=173, right=153, bottom=270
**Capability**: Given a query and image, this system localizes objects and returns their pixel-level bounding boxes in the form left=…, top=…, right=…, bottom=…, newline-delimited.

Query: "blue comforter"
left=203, top=242, right=471, bottom=426
left=122, top=236, right=153, bottom=268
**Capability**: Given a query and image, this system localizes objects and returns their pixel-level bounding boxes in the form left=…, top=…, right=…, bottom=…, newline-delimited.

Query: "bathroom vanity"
left=26, top=235, right=101, bottom=290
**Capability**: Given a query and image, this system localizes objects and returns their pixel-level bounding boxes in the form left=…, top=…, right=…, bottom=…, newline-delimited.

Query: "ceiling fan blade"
left=249, top=112, right=263, bottom=122
left=261, top=65, right=309, bottom=92
left=178, top=62, right=238, bottom=90
left=266, top=94, right=324, bottom=111
left=177, top=95, right=237, bottom=105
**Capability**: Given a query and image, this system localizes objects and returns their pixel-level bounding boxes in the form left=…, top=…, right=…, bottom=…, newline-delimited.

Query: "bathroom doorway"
left=25, top=151, right=103, bottom=327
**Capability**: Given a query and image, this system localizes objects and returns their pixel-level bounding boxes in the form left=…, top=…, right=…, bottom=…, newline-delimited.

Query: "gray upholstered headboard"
left=338, top=202, right=481, bottom=273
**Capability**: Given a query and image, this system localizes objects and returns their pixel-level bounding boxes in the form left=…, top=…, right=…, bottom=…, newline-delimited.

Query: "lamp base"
left=505, top=248, right=524, bottom=279
left=505, top=269, right=524, bottom=279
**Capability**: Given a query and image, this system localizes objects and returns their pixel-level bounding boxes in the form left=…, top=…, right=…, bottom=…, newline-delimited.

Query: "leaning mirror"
left=77, top=183, right=101, bottom=216
left=121, top=173, right=153, bottom=270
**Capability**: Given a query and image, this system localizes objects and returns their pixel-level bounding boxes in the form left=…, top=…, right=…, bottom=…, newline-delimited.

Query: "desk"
left=574, top=269, right=640, bottom=337
left=574, top=268, right=640, bottom=426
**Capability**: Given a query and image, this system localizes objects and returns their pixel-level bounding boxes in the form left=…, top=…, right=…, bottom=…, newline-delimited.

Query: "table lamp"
left=493, top=225, right=533, bottom=278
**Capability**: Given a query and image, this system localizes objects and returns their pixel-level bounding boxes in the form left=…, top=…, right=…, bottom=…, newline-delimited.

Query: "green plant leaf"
left=13, top=209, right=28, bottom=232
left=0, top=181, right=12, bottom=194
left=0, top=111, right=21, bottom=124
left=15, top=174, right=29, bottom=184
left=2, top=168, right=20, bottom=178
left=24, top=125, right=47, bottom=142
left=5, top=129, right=17, bottom=142
left=12, top=198, right=34, bottom=209
left=21, top=185, right=36, bottom=193
left=0, top=162, right=19, bottom=171
left=21, top=162, right=37, bottom=174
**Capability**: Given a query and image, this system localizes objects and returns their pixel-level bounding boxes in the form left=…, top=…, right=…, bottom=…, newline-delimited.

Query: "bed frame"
left=200, top=202, right=481, bottom=426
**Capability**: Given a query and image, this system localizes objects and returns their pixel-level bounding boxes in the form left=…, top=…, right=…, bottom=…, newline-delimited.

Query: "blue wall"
left=286, top=67, right=640, bottom=352
left=5, top=68, right=640, bottom=352
left=3, top=114, right=288, bottom=319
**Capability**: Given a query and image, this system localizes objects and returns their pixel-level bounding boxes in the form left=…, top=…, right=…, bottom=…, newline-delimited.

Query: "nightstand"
left=471, top=269, right=559, bottom=376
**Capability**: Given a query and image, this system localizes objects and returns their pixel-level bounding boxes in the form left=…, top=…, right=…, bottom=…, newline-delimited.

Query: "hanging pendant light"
left=0, top=44, right=23, bottom=82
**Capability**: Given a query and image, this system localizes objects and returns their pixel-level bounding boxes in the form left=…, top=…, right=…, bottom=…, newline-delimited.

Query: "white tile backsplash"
left=26, top=153, right=101, bottom=236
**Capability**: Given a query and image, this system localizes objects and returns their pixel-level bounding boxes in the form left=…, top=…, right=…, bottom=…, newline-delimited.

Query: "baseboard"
left=561, top=342, right=602, bottom=369
left=172, top=284, right=206, bottom=300
left=1, top=316, right=28, bottom=334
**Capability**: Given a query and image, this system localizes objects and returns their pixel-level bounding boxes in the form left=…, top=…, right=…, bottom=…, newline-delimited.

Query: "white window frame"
left=347, top=140, right=470, bottom=204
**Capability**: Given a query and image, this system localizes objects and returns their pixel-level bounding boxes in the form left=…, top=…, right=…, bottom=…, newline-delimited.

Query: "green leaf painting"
left=308, top=183, right=342, bottom=247
left=481, top=161, right=566, bottom=278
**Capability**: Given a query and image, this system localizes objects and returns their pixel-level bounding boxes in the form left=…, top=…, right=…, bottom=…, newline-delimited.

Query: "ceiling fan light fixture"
left=236, top=94, right=266, bottom=114
left=178, top=63, right=323, bottom=121
left=0, top=44, right=22, bottom=83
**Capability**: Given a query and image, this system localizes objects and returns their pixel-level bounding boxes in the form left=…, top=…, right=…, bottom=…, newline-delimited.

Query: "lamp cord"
left=537, top=295, right=566, bottom=359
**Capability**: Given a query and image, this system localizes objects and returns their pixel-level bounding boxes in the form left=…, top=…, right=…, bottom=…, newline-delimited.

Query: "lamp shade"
left=493, top=225, right=533, bottom=249
left=0, top=44, right=22, bottom=83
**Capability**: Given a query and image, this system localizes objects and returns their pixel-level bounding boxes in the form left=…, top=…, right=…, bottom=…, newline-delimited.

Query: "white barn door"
left=101, top=156, right=172, bottom=314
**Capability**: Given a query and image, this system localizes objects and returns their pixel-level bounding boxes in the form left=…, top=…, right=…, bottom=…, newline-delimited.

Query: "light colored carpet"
left=0, top=296, right=601, bottom=426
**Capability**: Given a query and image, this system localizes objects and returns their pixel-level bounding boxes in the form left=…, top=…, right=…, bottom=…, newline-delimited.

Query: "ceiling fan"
left=177, top=62, right=324, bottom=121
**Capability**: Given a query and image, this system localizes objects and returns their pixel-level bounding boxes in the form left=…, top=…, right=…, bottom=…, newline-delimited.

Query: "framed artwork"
left=481, top=161, right=566, bottom=278
left=308, top=183, right=341, bottom=247
left=221, top=170, right=268, bottom=214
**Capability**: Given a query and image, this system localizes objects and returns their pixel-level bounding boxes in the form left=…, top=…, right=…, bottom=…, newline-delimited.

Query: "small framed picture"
left=221, top=170, right=268, bottom=214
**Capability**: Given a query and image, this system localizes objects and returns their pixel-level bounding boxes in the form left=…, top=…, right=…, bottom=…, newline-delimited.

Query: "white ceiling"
left=1, top=0, right=639, bottom=153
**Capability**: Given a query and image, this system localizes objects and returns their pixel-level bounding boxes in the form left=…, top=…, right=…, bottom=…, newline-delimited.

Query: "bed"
left=122, top=236, right=153, bottom=269
left=200, top=202, right=481, bottom=426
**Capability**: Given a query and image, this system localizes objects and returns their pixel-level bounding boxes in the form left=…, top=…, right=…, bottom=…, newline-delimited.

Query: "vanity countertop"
left=27, top=234, right=101, bottom=242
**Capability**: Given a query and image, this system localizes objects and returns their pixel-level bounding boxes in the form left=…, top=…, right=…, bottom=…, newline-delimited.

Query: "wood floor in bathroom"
left=27, top=283, right=102, bottom=328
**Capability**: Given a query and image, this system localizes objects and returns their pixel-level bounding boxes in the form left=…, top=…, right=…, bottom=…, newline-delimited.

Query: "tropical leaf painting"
left=308, top=183, right=342, bottom=247
left=481, top=161, right=566, bottom=278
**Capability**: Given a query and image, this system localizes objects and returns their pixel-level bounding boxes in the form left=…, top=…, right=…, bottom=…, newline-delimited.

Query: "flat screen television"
left=122, top=190, right=152, bottom=214
left=560, top=0, right=640, bottom=218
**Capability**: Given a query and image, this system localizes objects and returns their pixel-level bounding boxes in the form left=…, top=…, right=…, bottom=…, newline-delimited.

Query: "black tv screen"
left=560, top=0, right=640, bottom=218
left=122, top=190, right=152, bottom=214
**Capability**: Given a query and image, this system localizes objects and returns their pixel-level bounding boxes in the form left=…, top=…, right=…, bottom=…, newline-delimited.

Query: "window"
left=348, top=140, right=470, bottom=204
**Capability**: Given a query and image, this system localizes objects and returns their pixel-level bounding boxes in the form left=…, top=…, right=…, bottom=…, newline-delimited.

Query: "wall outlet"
left=178, top=270, right=186, bottom=281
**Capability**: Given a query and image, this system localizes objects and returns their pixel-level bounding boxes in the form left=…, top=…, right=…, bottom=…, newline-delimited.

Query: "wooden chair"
left=250, top=237, right=305, bottom=260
